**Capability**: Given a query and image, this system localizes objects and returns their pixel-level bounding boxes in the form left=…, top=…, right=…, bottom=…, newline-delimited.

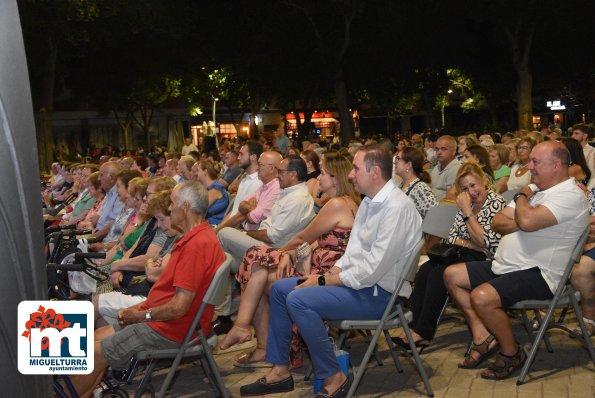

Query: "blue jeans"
left=265, top=277, right=391, bottom=379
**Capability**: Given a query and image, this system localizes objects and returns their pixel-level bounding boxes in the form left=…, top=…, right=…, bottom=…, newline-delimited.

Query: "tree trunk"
left=334, top=68, right=354, bottom=145
left=516, top=68, right=533, bottom=130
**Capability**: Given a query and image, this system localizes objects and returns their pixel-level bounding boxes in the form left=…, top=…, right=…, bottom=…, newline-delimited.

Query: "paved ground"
left=120, top=309, right=594, bottom=397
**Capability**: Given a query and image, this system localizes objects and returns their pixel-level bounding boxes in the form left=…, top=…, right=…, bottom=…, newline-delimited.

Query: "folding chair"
left=327, top=238, right=434, bottom=397
left=421, top=204, right=458, bottom=328
left=223, top=194, right=236, bottom=217
left=134, top=253, right=232, bottom=398
left=421, top=204, right=458, bottom=240
left=509, top=227, right=595, bottom=385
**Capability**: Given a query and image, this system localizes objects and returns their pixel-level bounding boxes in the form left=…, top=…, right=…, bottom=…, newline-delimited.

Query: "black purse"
left=427, top=242, right=488, bottom=265
left=427, top=243, right=460, bottom=265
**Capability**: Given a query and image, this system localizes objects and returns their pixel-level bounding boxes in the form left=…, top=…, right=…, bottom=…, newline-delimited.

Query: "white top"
left=181, top=143, right=199, bottom=156
left=492, top=178, right=589, bottom=293
left=507, top=164, right=532, bottom=191
left=431, top=159, right=461, bottom=201
left=583, top=144, right=595, bottom=174
left=260, top=182, right=315, bottom=246
left=337, top=179, right=423, bottom=297
left=230, top=171, right=262, bottom=215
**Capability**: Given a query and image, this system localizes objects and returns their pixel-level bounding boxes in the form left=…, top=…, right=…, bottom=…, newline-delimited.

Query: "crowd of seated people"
left=41, top=125, right=595, bottom=397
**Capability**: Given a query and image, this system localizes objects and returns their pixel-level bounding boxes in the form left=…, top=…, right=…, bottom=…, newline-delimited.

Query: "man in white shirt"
left=218, top=155, right=314, bottom=271
left=214, top=156, right=314, bottom=334
left=431, top=135, right=461, bottom=201
left=444, top=140, right=589, bottom=380
left=571, top=123, right=595, bottom=187
left=240, top=144, right=422, bottom=397
left=180, top=137, right=199, bottom=156
left=215, top=149, right=279, bottom=233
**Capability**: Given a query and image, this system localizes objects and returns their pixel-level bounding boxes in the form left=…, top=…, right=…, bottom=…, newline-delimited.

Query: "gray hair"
left=177, top=181, right=209, bottom=217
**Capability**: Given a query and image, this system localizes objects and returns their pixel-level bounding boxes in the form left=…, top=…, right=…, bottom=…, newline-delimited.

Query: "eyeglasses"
left=277, top=168, right=290, bottom=174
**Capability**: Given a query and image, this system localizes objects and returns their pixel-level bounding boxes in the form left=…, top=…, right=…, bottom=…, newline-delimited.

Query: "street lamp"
left=212, top=97, right=219, bottom=127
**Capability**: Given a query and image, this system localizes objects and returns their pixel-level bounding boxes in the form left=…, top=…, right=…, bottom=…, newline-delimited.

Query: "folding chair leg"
left=199, top=345, right=230, bottom=398
left=435, top=296, right=450, bottom=328
left=517, top=305, right=558, bottom=385
left=571, top=297, right=595, bottom=366
left=346, top=328, right=384, bottom=398
left=383, top=330, right=404, bottom=373
left=399, top=310, right=433, bottom=397
left=365, top=330, right=383, bottom=366
left=534, top=309, right=554, bottom=353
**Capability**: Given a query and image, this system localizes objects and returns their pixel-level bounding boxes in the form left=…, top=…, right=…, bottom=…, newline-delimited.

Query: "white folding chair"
left=509, top=227, right=595, bottom=385
left=421, top=204, right=458, bottom=239
left=327, top=238, right=433, bottom=397
left=134, top=253, right=232, bottom=398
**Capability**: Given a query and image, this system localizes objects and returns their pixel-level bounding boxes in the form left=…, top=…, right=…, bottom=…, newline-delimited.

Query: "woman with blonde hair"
left=193, top=160, right=229, bottom=225
left=218, top=152, right=360, bottom=368
left=393, top=162, right=506, bottom=354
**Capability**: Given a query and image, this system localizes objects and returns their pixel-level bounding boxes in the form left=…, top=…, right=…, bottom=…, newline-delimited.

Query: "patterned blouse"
left=444, top=190, right=506, bottom=255
left=399, top=178, right=438, bottom=219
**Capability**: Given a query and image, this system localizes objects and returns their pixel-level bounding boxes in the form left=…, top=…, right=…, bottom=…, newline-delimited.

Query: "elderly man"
left=163, top=158, right=182, bottom=183
left=215, top=150, right=281, bottom=233
left=218, top=155, right=314, bottom=269
left=444, top=140, right=588, bottom=380
left=177, top=156, right=195, bottom=182
left=431, top=135, right=461, bottom=201
left=71, top=181, right=225, bottom=397
left=213, top=151, right=282, bottom=332
left=95, top=161, right=126, bottom=237
left=239, top=145, right=422, bottom=396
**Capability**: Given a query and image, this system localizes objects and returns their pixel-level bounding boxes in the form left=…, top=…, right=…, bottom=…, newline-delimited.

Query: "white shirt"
left=492, top=178, right=589, bottom=293
left=260, top=182, right=315, bottom=246
left=181, top=143, right=198, bottom=156
left=431, top=159, right=461, bottom=201
left=583, top=143, right=595, bottom=175
left=231, top=171, right=262, bottom=215
left=337, top=179, right=422, bottom=297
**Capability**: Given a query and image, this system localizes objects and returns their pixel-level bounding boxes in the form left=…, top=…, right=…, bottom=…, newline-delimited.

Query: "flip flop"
left=233, top=352, right=273, bottom=368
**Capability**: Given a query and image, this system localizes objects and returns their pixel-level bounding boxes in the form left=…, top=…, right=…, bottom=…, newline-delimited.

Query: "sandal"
left=233, top=350, right=273, bottom=368
left=458, top=334, right=499, bottom=369
left=571, top=317, right=595, bottom=339
left=480, top=345, right=527, bottom=380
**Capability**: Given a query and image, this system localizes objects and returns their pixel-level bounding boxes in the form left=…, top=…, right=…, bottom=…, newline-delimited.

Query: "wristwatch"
left=318, top=275, right=326, bottom=286
left=513, top=192, right=528, bottom=203
left=145, top=308, right=153, bottom=322
left=462, top=213, right=473, bottom=223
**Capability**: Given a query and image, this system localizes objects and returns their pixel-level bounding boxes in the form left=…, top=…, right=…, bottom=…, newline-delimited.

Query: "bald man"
left=444, top=140, right=588, bottom=379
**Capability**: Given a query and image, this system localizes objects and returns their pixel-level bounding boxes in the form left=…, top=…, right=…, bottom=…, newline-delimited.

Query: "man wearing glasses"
left=215, top=154, right=315, bottom=334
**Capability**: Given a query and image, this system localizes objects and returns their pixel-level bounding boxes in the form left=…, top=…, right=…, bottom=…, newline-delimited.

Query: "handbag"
left=427, top=243, right=460, bottom=265
left=294, top=242, right=312, bottom=276
left=427, top=242, right=488, bottom=265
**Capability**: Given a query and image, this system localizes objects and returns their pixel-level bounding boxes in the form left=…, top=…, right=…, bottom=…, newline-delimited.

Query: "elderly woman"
left=394, top=146, right=438, bottom=218
left=507, top=136, right=536, bottom=191
left=94, top=190, right=182, bottom=328
left=392, top=162, right=506, bottom=352
left=193, top=160, right=229, bottom=226
left=217, top=153, right=360, bottom=368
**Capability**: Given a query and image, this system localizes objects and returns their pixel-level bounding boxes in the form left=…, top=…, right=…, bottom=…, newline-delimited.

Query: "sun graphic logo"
left=18, top=301, right=94, bottom=374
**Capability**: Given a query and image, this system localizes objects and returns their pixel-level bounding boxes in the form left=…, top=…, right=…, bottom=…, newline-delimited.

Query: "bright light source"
left=448, top=89, right=453, bottom=94
left=254, top=115, right=260, bottom=125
